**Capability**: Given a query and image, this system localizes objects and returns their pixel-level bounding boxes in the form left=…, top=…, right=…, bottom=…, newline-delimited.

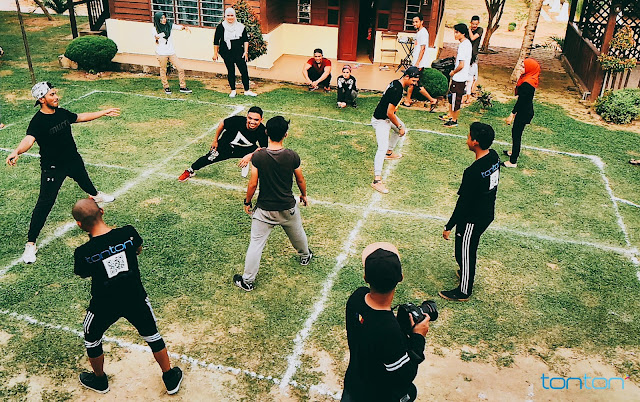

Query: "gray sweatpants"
left=242, top=205, right=310, bottom=284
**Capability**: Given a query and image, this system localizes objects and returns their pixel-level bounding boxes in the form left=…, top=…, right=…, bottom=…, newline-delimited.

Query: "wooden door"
left=337, top=0, right=360, bottom=61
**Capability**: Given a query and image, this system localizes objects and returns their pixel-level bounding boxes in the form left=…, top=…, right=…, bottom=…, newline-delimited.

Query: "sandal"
left=428, top=101, right=438, bottom=112
left=630, top=159, right=640, bottom=166
left=401, top=101, right=412, bottom=107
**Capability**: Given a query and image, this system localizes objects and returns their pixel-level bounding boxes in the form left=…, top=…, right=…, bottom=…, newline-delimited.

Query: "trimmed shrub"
left=595, top=88, right=640, bottom=124
left=233, top=0, right=268, bottom=62
left=412, top=68, right=449, bottom=100
left=64, top=36, right=117, bottom=72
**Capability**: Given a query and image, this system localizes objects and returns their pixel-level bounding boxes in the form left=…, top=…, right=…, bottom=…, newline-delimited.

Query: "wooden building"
left=99, top=0, right=446, bottom=68
left=563, top=0, right=639, bottom=100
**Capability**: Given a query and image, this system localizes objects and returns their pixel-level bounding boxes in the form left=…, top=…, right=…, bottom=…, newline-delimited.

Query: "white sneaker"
left=229, top=90, right=237, bottom=98
left=92, top=191, right=115, bottom=203
left=503, top=161, right=518, bottom=168
left=22, top=243, right=37, bottom=264
left=244, top=90, right=257, bottom=97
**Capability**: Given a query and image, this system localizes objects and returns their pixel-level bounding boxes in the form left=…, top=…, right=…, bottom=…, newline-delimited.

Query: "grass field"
left=1, top=12, right=640, bottom=401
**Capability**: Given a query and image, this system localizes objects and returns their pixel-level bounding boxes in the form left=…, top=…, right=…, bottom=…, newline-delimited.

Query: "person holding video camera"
left=342, top=242, right=431, bottom=402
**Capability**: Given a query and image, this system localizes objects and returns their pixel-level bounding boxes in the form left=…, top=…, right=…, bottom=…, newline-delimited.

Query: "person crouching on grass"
left=72, top=198, right=183, bottom=394
left=337, top=65, right=358, bottom=108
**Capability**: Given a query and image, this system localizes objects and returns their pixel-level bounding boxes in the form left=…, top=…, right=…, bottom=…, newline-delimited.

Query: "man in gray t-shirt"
left=233, top=116, right=312, bottom=291
left=465, top=15, right=484, bottom=102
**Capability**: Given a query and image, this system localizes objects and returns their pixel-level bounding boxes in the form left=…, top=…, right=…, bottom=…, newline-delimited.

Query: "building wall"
left=106, top=19, right=337, bottom=69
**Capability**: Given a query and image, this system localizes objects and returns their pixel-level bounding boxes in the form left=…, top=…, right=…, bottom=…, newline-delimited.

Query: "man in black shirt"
left=178, top=106, right=267, bottom=181
left=72, top=198, right=183, bottom=394
left=371, top=66, right=420, bottom=194
left=233, top=116, right=312, bottom=291
left=6, top=82, right=119, bottom=265
left=342, top=242, right=430, bottom=401
left=440, top=122, right=500, bottom=301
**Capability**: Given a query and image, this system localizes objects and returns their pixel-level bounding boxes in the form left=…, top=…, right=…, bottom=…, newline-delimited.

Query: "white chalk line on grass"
left=0, top=104, right=245, bottom=278
left=0, top=309, right=342, bottom=400
left=153, top=171, right=637, bottom=259
left=279, top=137, right=407, bottom=394
left=615, top=197, right=640, bottom=209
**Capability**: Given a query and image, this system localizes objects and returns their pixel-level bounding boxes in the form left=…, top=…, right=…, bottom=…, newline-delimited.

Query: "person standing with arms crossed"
left=213, top=7, right=257, bottom=98
left=6, top=82, right=119, bottom=264
left=370, top=66, right=420, bottom=194
left=503, top=58, right=539, bottom=168
left=72, top=198, right=183, bottom=394
left=440, top=122, right=500, bottom=301
left=233, top=116, right=312, bottom=291
left=464, top=16, right=483, bottom=104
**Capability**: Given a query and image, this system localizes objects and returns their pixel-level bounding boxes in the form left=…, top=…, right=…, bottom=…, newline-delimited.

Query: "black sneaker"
left=164, top=87, right=172, bottom=95
left=438, top=288, right=470, bottom=302
left=300, top=248, right=313, bottom=266
left=351, top=101, right=358, bottom=108
left=438, top=114, right=451, bottom=121
left=79, top=372, right=109, bottom=394
left=162, top=367, right=183, bottom=395
left=443, top=119, right=458, bottom=128
left=233, top=274, right=254, bottom=291
left=179, top=87, right=192, bottom=94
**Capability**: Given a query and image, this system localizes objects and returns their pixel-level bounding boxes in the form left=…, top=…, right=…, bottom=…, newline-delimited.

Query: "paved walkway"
left=439, top=43, right=565, bottom=73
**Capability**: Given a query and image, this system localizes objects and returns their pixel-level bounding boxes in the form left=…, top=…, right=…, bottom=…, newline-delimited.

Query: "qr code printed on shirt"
left=102, top=251, right=129, bottom=278
left=489, top=169, right=500, bottom=190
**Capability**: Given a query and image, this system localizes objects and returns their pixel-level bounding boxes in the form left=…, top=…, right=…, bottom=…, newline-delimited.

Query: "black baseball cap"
left=364, top=248, right=403, bottom=293
left=404, top=66, right=421, bottom=78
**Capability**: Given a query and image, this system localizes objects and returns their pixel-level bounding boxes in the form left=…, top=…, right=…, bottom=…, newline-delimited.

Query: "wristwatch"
left=244, top=200, right=252, bottom=207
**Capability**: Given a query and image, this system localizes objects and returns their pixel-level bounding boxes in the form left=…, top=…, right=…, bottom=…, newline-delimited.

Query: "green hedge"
left=595, top=88, right=640, bottom=124
left=64, top=36, right=117, bottom=72
left=411, top=68, right=449, bottom=100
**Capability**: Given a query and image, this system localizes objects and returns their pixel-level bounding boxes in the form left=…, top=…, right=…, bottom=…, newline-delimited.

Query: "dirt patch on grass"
left=0, top=70, right=13, bottom=77
left=24, top=18, right=68, bottom=31
left=200, top=77, right=291, bottom=95
left=306, top=347, right=343, bottom=392
left=62, top=70, right=143, bottom=81
left=415, top=346, right=640, bottom=401
left=141, top=197, right=163, bottom=207
left=0, top=330, right=12, bottom=345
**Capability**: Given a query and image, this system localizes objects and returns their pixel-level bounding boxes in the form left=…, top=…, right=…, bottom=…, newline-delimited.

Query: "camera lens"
left=421, top=300, right=438, bottom=322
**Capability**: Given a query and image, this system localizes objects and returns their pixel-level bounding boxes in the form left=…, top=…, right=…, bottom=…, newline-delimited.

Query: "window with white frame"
left=404, top=0, right=422, bottom=31
left=151, top=0, right=224, bottom=27
left=298, top=0, right=311, bottom=24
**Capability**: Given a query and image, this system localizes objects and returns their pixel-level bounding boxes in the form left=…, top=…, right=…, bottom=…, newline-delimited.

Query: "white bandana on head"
left=221, top=7, right=245, bottom=50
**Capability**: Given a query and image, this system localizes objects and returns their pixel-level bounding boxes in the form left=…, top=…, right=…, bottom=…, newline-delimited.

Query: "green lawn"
left=1, top=11, right=640, bottom=401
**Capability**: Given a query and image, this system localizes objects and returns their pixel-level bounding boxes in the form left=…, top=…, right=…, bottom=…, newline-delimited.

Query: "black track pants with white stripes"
left=454, top=220, right=491, bottom=296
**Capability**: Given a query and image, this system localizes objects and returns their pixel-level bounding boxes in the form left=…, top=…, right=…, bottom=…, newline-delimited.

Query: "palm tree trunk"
left=510, top=0, right=544, bottom=81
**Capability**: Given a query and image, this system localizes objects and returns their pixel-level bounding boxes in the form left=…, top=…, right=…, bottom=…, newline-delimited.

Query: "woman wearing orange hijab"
left=503, top=58, right=540, bottom=167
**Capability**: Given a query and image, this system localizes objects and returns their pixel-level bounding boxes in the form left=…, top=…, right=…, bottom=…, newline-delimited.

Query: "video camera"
left=396, top=300, right=438, bottom=335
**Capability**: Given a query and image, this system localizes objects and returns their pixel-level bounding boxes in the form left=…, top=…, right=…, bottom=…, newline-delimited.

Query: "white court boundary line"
left=1, top=89, right=638, bottom=396
left=0, top=101, right=244, bottom=277
left=0, top=309, right=341, bottom=400
left=279, top=137, right=407, bottom=393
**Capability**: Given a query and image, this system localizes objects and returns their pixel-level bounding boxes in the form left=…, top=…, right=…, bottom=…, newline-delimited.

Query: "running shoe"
left=162, top=367, right=183, bottom=395
left=438, top=289, right=469, bottom=302
left=92, top=191, right=115, bottom=203
left=300, top=248, right=313, bottom=266
left=371, top=181, right=389, bottom=194
left=22, top=243, right=37, bottom=264
left=244, top=90, right=257, bottom=97
left=164, top=88, right=172, bottom=95
left=178, top=169, right=194, bottom=182
left=385, top=152, right=402, bottom=160
left=443, top=120, right=458, bottom=128
left=233, top=274, right=254, bottom=291
left=229, top=90, right=237, bottom=98
left=79, top=372, right=109, bottom=394
left=179, top=87, right=192, bottom=94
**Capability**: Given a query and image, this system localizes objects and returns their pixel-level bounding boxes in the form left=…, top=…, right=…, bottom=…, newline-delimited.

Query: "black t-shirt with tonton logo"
left=26, top=108, right=80, bottom=169
left=74, top=225, right=146, bottom=311
left=218, top=115, right=267, bottom=151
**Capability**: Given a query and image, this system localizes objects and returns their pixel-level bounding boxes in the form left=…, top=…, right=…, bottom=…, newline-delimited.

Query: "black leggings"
left=222, top=55, right=250, bottom=91
left=28, top=162, right=97, bottom=243
left=191, top=142, right=256, bottom=171
left=510, top=117, right=529, bottom=164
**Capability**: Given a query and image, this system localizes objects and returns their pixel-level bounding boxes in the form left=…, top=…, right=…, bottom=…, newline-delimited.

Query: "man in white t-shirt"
left=440, top=23, right=471, bottom=128
left=402, top=14, right=438, bottom=109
